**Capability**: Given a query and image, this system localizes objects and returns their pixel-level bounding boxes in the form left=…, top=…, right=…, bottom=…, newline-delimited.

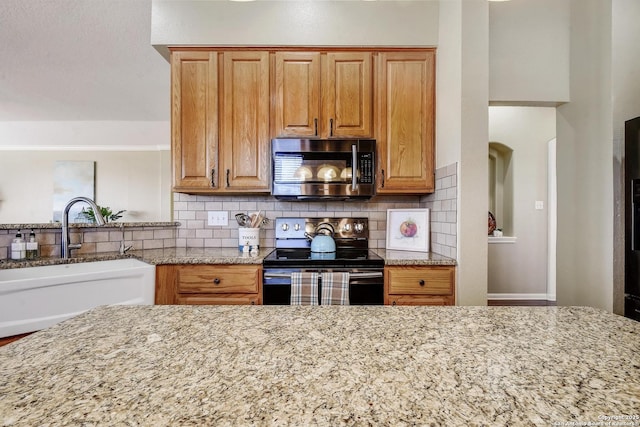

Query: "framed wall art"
left=52, top=161, right=95, bottom=222
left=386, top=208, right=430, bottom=252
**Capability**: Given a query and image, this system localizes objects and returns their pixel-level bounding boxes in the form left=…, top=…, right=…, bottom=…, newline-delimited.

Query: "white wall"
left=489, top=0, right=570, bottom=104
left=0, top=121, right=172, bottom=223
left=556, top=0, right=613, bottom=311
left=151, top=0, right=439, bottom=58
left=0, top=121, right=169, bottom=150
left=436, top=0, right=462, bottom=169
left=0, top=150, right=172, bottom=223
left=457, top=0, right=489, bottom=305
left=488, top=107, right=556, bottom=296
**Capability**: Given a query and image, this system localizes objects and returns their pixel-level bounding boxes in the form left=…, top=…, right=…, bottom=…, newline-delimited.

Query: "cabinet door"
left=323, top=52, right=373, bottom=138
left=171, top=51, right=218, bottom=192
left=376, top=51, right=435, bottom=193
left=273, top=52, right=321, bottom=138
left=220, top=51, right=271, bottom=191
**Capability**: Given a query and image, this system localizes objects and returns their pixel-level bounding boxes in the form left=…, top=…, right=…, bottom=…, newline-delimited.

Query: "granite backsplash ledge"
left=0, top=222, right=179, bottom=260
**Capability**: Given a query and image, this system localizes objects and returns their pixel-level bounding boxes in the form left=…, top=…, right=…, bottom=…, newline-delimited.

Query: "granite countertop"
left=1, top=305, right=638, bottom=425
left=0, top=248, right=270, bottom=269
left=1, top=248, right=455, bottom=269
left=0, top=221, right=180, bottom=230
left=133, top=247, right=269, bottom=265
left=373, top=249, right=456, bottom=266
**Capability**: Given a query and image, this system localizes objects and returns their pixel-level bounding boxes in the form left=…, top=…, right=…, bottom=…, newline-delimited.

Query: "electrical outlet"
left=208, top=211, right=228, bottom=226
left=535, top=201, right=544, bottom=210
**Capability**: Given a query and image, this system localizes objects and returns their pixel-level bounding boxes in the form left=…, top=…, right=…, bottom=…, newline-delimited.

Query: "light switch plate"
left=208, top=211, right=228, bottom=226
left=535, top=201, right=544, bottom=210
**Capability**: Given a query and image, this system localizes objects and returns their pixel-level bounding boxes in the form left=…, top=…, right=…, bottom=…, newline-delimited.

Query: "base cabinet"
left=156, top=264, right=262, bottom=305
left=385, top=265, right=455, bottom=306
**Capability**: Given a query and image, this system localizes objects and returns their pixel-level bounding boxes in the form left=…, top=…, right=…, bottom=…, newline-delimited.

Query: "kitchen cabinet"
left=375, top=51, right=436, bottom=194
left=171, top=51, right=218, bottom=192
left=273, top=51, right=373, bottom=139
left=384, top=265, right=455, bottom=306
left=155, top=264, right=262, bottom=305
left=171, top=50, right=271, bottom=194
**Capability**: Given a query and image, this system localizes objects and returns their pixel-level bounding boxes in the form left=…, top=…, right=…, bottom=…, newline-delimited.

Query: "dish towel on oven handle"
left=290, top=272, right=319, bottom=305
left=320, top=272, right=350, bottom=305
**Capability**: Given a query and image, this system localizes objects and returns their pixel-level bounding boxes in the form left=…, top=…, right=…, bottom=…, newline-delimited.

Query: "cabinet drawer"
left=177, top=265, right=260, bottom=294
left=176, top=294, right=260, bottom=305
left=389, top=295, right=454, bottom=306
left=387, top=266, right=454, bottom=296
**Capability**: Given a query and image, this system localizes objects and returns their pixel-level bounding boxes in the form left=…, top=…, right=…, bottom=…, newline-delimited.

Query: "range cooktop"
left=263, top=248, right=384, bottom=268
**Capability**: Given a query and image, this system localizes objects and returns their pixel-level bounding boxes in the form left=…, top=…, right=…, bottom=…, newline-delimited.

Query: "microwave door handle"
left=351, top=144, right=358, bottom=191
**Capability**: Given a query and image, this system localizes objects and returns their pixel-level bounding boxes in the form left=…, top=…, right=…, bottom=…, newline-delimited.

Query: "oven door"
left=263, top=268, right=384, bottom=305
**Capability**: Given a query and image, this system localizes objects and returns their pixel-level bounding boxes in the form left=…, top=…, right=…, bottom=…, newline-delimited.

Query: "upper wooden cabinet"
left=375, top=51, right=436, bottom=194
left=171, top=48, right=435, bottom=195
left=273, top=51, right=373, bottom=139
left=220, top=51, right=271, bottom=191
left=171, top=51, right=218, bottom=192
left=171, top=50, right=271, bottom=194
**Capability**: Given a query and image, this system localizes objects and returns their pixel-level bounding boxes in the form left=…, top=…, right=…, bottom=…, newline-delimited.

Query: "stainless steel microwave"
left=271, top=138, right=376, bottom=201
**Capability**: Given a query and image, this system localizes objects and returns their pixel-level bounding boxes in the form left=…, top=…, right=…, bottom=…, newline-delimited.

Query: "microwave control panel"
left=359, top=152, right=374, bottom=184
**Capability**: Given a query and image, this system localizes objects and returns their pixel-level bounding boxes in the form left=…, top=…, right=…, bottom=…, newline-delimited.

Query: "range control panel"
left=274, top=217, right=369, bottom=242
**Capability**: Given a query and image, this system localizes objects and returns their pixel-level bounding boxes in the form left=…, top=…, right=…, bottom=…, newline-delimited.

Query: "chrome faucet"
left=61, top=197, right=106, bottom=259
left=119, top=223, right=133, bottom=255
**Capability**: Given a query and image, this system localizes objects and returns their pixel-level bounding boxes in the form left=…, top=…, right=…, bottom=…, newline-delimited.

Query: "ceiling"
left=0, top=0, right=169, bottom=121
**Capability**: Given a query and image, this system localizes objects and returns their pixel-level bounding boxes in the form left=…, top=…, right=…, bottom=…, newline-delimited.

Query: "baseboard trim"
left=487, top=293, right=557, bottom=307
left=488, top=293, right=550, bottom=300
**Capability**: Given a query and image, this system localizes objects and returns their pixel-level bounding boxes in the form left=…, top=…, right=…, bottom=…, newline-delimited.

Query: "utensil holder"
left=238, top=227, right=260, bottom=250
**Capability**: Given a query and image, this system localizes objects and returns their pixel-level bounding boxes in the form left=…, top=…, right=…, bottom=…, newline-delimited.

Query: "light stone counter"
left=374, top=249, right=456, bottom=266
left=1, top=305, right=638, bottom=426
left=0, top=247, right=269, bottom=269
left=132, top=247, right=269, bottom=265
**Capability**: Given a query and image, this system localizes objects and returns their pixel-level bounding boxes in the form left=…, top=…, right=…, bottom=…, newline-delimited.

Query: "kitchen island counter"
left=1, top=305, right=638, bottom=425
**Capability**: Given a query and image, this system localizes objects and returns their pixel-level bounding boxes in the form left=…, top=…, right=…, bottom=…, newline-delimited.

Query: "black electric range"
left=262, top=217, right=384, bottom=305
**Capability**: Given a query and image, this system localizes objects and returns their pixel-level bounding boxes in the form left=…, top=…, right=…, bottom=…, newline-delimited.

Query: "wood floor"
left=488, top=299, right=557, bottom=306
left=0, top=332, right=32, bottom=347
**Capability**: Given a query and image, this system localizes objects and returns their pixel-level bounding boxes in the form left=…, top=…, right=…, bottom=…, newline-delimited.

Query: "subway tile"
left=196, top=229, right=213, bottom=239
left=143, top=239, right=164, bottom=250
left=186, top=238, right=204, bottom=248
left=83, top=231, right=110, bottom=243
left=132, top=230, right=154, bottom=240
left=187, top=201, right=205, bottom=211
left=178, top=210, right=196, bottom=220
left=153, top=229, right=174, bottom=239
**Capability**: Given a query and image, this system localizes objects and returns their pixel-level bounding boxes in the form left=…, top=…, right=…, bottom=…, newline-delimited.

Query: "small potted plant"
left=85, top=206, right=126, bottom=223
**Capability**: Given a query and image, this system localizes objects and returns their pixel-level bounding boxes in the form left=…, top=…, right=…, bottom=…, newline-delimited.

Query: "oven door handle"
left=264, top=272, right=383, bottom=279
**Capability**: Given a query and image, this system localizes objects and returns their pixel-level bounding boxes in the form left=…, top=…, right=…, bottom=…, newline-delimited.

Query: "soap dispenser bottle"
left=26, top=229, right=39, bottom=260
left=11, top=231, right=26, bottom=261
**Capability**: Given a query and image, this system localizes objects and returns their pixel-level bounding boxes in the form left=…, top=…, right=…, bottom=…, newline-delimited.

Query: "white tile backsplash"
left=173, top=163, right=458, bottom=257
